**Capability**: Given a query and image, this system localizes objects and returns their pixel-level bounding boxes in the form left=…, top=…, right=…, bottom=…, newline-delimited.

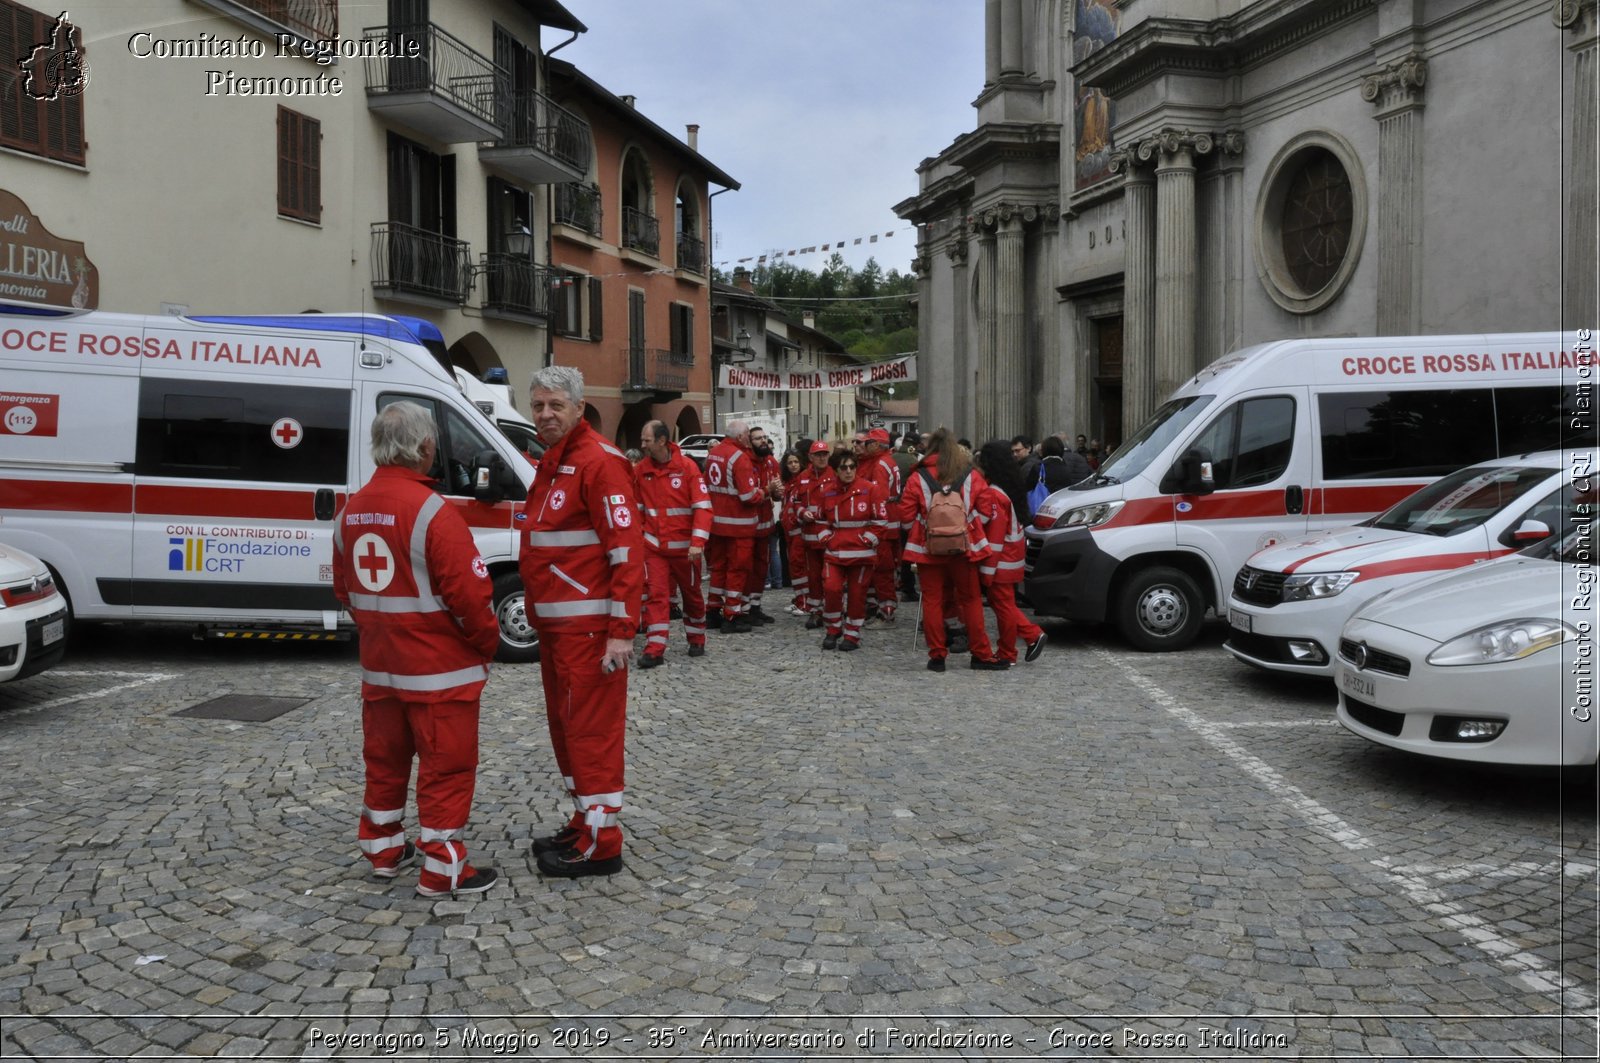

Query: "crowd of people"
left=332, top=366, right=1111, bottom=897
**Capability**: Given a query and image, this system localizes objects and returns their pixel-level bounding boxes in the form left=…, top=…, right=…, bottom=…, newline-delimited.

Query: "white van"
left=1225, top=449, right=1592, bottom=676
left=1025, top=331, right=1592, bottom=651
left=453, top=366, right=543, bottom=460
left=0, top=306, right=540, bottom=661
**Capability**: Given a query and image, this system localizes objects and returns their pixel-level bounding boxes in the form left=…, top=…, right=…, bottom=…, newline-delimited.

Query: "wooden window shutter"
left=588, top=276, right=603, bottom=341
left=277, top=108, right=321, bottom=223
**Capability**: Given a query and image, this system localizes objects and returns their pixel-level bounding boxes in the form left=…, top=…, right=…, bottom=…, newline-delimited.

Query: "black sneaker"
left=669, top=604, right=683, bottom=620
left=637, top=654, right=664, bottom=669
left=370, top=841, right=416, bottom=880
left=722, top=618, right=753, bottom=633
left=531, top=826, right=582, bottom=856
left=947, top=635, right=970, bottom=655
left=969, top=657, right=1008, bottom=671
left=821, top=634, right=839, bottom=650
left=926, top=657, right=946, bottom=672
left=416, top=867, right=500, bottom=898
left=537, top=848, right=624, bottom=878
left=1025, top=633, right=1047, bottom=663
left=687, top=644, right=706, bottom=658
left=748, top=607, right=776, bottom=625
left=838, top=638, right=860, bottom=652
left=805, top=614, right=824, bottom=630
left=704, top=613, right=724, bottom=630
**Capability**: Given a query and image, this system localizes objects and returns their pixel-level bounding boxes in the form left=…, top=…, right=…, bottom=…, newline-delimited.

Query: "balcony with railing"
left=554, top=183, right=603, bottom=237
left=190, top=0, right=337, bottom=44
left=676, top=232, right=706, bottom=275
left=621, top=207, right=660, bottom=259
left=371, top=222, right=473, bottom=306
left=479, top=89, right=591, bottom=185
left=624, top=347, right=693, bottom=401
left=361, top=22, right=502, bottom=143
left=480, top=255, right=557, bottom=320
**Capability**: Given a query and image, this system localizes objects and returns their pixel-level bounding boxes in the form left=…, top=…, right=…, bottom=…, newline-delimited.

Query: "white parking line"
left=1209, top=719, right=1341, bottom=728
left=1097, top=648, right=1597, bottom=1012
left=1, top=670, right=177, bottom=719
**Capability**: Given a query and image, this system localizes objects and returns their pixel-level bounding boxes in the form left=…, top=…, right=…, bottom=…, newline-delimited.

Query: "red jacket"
left=970, top=483, right=1027, bottom=584
left=517, top=420, right=644, bottom=640
left=819, top=477, right=890, bottom=566
left=896, top=455, right=989, bottom=565
left=333, top=465, right=498, bottom=702
left=632, top=443, right=712, bottom=556
left=859, top=451, right=902, bottom=512
left=704, top=437, right=766, bottom=539
left=752, top=453, right=782, bottom=534
left=780, top=471, right=810, bottom=535
left=797, top=466, right=837, bottom=545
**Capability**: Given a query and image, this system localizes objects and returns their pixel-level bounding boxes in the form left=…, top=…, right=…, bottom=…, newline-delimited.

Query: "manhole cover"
left=175, top=695, right=310, bottom=722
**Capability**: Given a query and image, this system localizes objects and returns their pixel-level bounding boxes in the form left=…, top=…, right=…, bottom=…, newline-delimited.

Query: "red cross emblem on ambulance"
left=271, top=417, right=304, bottom=449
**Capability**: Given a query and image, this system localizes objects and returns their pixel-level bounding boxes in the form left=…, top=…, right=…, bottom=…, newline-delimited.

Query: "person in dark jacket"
left=1040, top=435, right=1092, bottom=492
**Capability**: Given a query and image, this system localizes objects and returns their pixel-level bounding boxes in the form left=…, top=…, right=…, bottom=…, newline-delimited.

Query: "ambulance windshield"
left=1094, top=396, right=1215, bottom=484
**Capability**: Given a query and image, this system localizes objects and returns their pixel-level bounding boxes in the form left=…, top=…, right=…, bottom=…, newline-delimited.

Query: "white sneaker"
left=785, top=603, right=807, bottom=616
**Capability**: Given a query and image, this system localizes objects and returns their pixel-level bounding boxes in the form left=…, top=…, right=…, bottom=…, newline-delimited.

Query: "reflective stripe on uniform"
left=608, top=547, right=630, bottom=564
left=362, top=663, right=490, bottom=691
left=359, top=831, right=405, bottom=854
left=529, top=529, right=603, bottom=547
left=363, top=805, right=404, bottom=825
left=550, top=564, right=591, bottom=595
left=420, top=826, right=460, bottom=842
left=533, top=599, right=610, bottom=618
left=347, top=592, right=446, bottom=613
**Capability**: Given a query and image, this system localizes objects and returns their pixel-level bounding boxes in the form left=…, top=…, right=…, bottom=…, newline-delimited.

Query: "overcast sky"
left=557, top=1, right=985, bottom=276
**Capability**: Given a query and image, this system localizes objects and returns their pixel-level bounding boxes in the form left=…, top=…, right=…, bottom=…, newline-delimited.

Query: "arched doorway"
left=674, top=406, right=701, bottom=441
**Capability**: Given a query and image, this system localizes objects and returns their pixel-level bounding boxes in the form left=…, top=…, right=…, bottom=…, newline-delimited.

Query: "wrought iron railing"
left=621, top=206, right=660, bottom=257
left=481, top=255, right=557, bottom=318
left=229, top=0, right=337, bottom=41
left=554, top=183, right=602, bottom=235
left=370, top=221, right=472, bottom=303
left=361, top=22, right=501, bottom=131
left=676, top=233, right=706, bottom=274
left=492, top=89, right=592, bottom=172
left=628, top=347, right=691, bottom=392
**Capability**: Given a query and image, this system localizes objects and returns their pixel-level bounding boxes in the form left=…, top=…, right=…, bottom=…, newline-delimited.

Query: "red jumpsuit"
left=746, top=452, right=782, bottom=613
left=780, top=471, right=813, bottom=611
left=898, top=457, right=998, bottom=664
left=333, top=466, right=499, bottom=894
left=971, top=483, right=1045, bottom=664
left=703, top=437, right=766, bottom=622
left=858, top=449, right=902, bottom=618
left=633, top=442, right=712, bottom=660
left=798, top=465, right=836, bottom=619
left=518, top=420, right=644, bottom=863
left=819, top=477, right=890, bottom=643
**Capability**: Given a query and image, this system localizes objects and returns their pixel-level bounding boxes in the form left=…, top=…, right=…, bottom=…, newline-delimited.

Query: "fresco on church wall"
left=1074, top=0, right=1120, bottom=191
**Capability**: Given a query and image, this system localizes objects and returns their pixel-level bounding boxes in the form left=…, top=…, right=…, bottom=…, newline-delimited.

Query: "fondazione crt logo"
left=19, top=10, right=90, bottom=101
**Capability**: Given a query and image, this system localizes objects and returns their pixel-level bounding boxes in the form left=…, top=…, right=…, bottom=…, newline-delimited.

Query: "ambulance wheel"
left=1116, top=566, right=1203, bottom=652
left=492, top=572, right=539, bottom=663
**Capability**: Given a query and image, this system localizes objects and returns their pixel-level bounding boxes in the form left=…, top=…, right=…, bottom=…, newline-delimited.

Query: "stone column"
left=976, top=226, right=998, bottom=440
left=985, top=0, right=1001, bottom=85
left=1152, top=136, right=1198, bottom=403
left=995, top=209, right=1028, bottom=437
left=1117, top=158, right=1157, bottom=432
left=1558, top=1, right=1599, bottom=328
left=1362, top=53, right=1428, bottom=335
left=1001, top=0, right=1024, bottom=77
left=946, top=229, right=974, bottom=435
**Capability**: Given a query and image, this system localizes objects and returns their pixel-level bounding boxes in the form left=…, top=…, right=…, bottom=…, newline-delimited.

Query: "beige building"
left=0, top=0, right=597, bottom=395
left=896, top=0, right=1599, bottom=447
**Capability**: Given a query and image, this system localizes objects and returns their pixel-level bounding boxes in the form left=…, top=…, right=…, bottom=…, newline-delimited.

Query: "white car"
left=1226, top=450, right=1588, bottom=676
left=0, top=542, right=69, bottom=683
left=678, top=433, right=723, bottom=466
left=1334, top=516, right=1598, bottom=767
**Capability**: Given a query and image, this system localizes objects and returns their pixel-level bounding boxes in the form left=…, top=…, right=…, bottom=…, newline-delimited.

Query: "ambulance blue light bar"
left=190, top=314, right=444, bottom=347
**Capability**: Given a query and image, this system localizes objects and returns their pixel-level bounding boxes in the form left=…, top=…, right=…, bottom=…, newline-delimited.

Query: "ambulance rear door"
left=126, top=321, right=357, bottom=626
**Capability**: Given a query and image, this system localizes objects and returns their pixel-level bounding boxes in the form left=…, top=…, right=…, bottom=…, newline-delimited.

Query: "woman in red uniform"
left=817, top=448, right=890, bottom=651
left=973, top=440, right=1048, bottom=666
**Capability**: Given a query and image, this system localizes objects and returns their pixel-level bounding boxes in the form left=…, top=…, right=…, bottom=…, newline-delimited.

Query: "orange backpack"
left=920, top=469, right=971, bottom=556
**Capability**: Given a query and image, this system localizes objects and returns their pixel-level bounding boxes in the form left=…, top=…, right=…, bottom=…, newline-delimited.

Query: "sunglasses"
left=837, top=463, right=857, bottom=470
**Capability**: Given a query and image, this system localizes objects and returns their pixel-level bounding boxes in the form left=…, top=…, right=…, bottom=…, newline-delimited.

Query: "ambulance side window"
left=136, top=379, right=349, bottom=484
left=1319, top=389, right=1494, bottom=479
left=1187, top=396, right=1296, bottom=490
left=375, top=393, right=505, bottom=499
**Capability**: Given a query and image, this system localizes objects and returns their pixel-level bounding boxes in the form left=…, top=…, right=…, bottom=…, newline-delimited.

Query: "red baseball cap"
left=809, top=440, right=831, bottom=454
left=867, top=428, right=891, bottom=444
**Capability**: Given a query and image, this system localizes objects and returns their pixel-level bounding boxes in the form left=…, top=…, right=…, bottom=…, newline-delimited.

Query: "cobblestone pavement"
left=0, top=606, right=1595, bottom=1061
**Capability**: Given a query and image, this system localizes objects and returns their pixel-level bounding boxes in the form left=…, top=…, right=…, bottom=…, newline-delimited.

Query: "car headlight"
left=1061, top=500, right=1124, bottom=529
left=1426, top=618, right=1575, bottom=666
left=1282, top=571, right=1359, bottom=602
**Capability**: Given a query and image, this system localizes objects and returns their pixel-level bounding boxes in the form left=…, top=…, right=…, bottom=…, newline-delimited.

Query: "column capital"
left=976, top=201, right=1060, bottom=232
left=1554, top=0, right=1597, bottom=30
left=1115, top=128, right=1245, bottom=170
left=1361, top=52, right=1428, bottom=114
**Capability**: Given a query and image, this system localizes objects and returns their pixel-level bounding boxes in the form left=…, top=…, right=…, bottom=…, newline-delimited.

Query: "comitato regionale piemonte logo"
left=19, top=10, right=90, bottom=101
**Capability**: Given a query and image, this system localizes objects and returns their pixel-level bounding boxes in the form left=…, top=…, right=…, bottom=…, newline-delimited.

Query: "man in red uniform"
left=744, top=425, right=784, bottom=625
left=703, top=420, right=767, bottom=633
left=520, top=366, right=643, bottom=878
left=633, top=419, right=712, bottom=667
left=858, top=427, right=903, bottom=624
left=798, top=440, right=836, bottom=628
left=333, top=401, right=501, bottom=898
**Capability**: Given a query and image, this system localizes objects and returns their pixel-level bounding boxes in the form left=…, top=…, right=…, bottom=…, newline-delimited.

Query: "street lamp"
left=505, top=224, right=533, bottom=257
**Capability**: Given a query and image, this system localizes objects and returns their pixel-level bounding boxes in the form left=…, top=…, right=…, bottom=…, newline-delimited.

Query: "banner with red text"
left=718, top=353, right=916, bottom=392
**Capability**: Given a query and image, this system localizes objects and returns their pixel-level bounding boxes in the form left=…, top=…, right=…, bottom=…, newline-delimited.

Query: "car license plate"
left=42, top=619, right=64, bottom=645
left=1341, top=670, right=1375, bottom=700
left=1228, top=608, right=1252, bottom=633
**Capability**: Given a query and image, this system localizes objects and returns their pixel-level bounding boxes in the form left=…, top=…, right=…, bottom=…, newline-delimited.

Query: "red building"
left=546, top=59, right=738, bottom=447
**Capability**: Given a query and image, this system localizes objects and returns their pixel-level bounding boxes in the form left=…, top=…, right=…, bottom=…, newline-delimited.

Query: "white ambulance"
left=1024, top=331, right=1593, bottom=651
left=1225, top=449, right=1593, bottom=675
left=0, top=306, right=540, bottom=661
